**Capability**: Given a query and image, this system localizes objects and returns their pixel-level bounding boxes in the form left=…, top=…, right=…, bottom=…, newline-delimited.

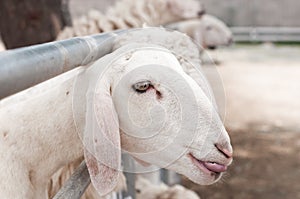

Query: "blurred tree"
left=0, top=0, right=72, bottom=49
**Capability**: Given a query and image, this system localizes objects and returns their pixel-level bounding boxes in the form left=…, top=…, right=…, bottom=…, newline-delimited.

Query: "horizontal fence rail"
left=0, top=30, right=124, bottom=99
left=231, top=27, right=300, bottom=42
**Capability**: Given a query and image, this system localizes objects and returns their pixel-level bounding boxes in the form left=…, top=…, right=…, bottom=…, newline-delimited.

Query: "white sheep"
left=56, top=0, right=205, bottom=40
left=135, top=177, right=200, bottom=199
left=0, top=28, right=232, bottom=199
left=165, top=14, right=233, bottom=50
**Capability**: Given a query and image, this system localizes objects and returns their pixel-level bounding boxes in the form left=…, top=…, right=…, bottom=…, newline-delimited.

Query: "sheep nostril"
left=198, top=10, right=205, bottom=16
left=215, top=143, right=233, bottom=159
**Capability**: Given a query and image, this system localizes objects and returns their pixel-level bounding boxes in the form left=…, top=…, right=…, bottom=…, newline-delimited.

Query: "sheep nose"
left=198, top=10, right=205, bottom=17
left=215, top=143, right=233, bottom=159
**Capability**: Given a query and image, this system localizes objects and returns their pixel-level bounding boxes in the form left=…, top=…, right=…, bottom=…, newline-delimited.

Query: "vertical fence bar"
left=53, top=161, right=91, bottom=199
left=121, top=153, right=136, bottom=199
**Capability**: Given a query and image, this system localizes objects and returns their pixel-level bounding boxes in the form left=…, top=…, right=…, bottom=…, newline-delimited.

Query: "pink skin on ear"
left=84, top=78, right=121, bottom=196
left=85, top=150, right=119, bottom=196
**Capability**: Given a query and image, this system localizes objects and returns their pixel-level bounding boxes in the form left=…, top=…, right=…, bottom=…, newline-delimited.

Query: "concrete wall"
left=200, top=0, right=300, bottom=27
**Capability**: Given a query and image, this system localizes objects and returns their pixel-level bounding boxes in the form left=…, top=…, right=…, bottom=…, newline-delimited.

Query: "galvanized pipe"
left=231, top=27, right=300, bottom=42
left=0, top=31, right=123, bottom=99
left=53, top=161, right=91, bottom=199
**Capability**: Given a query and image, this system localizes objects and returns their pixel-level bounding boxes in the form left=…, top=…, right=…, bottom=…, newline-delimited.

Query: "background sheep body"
left=135, top=177, right=200, bottom=199
left=166, top=14, right=233, bottom=50
left=57, top=0, right=204, bottom=40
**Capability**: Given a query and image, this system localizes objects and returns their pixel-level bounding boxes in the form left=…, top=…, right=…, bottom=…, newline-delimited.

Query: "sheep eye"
left=133, top=80, right=152, bottom=93
left=136, top=189, right=141, bottom=193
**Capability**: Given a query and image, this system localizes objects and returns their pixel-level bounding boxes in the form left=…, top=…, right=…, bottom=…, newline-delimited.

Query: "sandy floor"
left=184, top=44, right=300, bottom=199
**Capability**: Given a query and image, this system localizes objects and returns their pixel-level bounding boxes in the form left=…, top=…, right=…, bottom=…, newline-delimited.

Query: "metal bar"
left=160, top=169, right=168, bottom=184
left=121, top=153, right=136, bottom=199
left=52, top=155, right=137, bottom=199
left=0, top=30, right=124, bottom=99
left=53, top=161, right=91, bottom=199
left=231, top=27, right=300, bottom=42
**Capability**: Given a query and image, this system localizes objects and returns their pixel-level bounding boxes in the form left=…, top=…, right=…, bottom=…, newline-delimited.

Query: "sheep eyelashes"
left=133, top=80, right=152, bottom=93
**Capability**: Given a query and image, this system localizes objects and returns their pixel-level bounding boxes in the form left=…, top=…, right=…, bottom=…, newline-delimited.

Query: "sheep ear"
left=83, top=78, right=121, bottom=196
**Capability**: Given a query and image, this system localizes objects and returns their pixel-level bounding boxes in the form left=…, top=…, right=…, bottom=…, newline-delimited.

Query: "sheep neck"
left=0, top=68, right=84, bottom=197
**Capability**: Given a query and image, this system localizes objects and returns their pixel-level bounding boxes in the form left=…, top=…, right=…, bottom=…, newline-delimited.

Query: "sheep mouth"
left=188, top=153, right=227, bottom=176
left=207, top=46, right=217, bottom=50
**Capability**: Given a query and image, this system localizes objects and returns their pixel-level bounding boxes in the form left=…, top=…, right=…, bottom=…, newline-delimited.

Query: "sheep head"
left=200, top=14, right=233, bottom=49
left=73, top=28, right=232, bottom=196
left=164, top=0, right=205, bottom=22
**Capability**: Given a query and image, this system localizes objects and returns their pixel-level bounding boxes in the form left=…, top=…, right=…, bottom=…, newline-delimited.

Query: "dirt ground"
left=183, top=45, right=300, bottom=199
left=184, top=128, right=300, bottom=199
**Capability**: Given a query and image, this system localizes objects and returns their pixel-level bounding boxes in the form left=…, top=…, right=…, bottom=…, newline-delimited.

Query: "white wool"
left=56, top=0, right=204, bottom=40
left=166, top=14, right=233, bottom=50
left=135, top=177, right=200, bottom=199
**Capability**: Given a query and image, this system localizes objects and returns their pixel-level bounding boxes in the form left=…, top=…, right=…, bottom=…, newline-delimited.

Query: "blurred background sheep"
left=165, top=15, right=233, bottom=50
left=56, top=0, right=205, bottom=40
left=135, top=177, right=200, bottom=199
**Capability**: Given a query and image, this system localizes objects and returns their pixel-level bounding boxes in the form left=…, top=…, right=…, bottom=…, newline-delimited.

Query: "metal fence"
left=199, top=0, right=300, bottom=42
left=232, top=27, right=300, bottom=42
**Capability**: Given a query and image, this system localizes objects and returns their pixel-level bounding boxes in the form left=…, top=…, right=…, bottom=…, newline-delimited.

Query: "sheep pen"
left=0, top=28, right=233, bottom=198
left=57, top=0, right=205, bottom=40
left=57, top=0, right=233, bottom=54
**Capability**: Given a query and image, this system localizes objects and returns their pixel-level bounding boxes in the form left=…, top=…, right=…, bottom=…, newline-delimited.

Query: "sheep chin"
left=163, top=154, right=222, bottom=186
